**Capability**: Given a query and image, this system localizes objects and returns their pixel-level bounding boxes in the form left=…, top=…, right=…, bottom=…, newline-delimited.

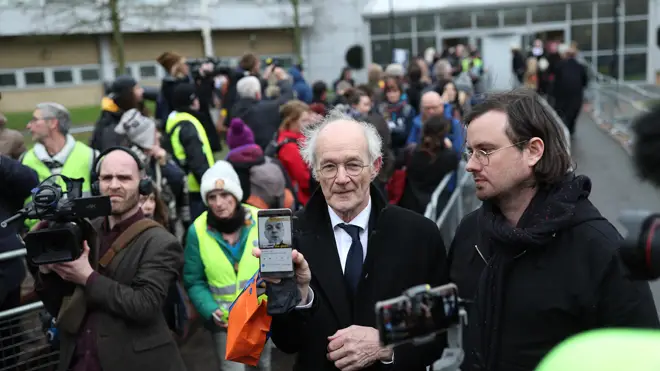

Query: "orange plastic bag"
left=225, top=272, right=271, bottom=366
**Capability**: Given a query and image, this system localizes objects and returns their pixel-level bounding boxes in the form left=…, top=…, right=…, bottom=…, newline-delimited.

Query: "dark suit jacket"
left=270, top=186, right=449, bottom=371
left=35, top=218, right=186, bottom=371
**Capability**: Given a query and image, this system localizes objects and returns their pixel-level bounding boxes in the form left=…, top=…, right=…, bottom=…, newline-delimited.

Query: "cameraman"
left=156, top=51, right=221, bottom=152
left=0, top=155, right=38, bottom=370
left=34, top=148, right=186, bottom=371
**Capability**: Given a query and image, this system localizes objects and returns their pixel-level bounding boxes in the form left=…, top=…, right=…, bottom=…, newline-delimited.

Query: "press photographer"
left=157, top=51, right=222, bottom=152
left=33, top=147, right=186, bottom=371
left=0, top=155, right=38, bottom=370
left=252, top=111, right=449, bottom=371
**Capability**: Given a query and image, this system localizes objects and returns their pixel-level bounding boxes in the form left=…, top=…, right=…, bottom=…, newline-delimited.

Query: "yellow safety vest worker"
left=165, top=111, right=215, bottom=193
left=462, top=57, right=483, bottom=72
left=193, top=205, right=262, bottom=322
left=21, top=141, right=95, bottom=227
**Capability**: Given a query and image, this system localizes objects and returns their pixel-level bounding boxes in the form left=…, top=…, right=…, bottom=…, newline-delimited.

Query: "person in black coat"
left=552, top=47, right=588, bottom=135
left=254, top=116, right=449, bottom=371
left=448, top=90, right=659, bottom=371
left=0, top=155, right=39, bottom=369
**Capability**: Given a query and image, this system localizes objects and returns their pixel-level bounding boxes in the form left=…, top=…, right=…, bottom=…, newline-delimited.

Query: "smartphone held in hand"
left=257, top=208, right=295, bottom=279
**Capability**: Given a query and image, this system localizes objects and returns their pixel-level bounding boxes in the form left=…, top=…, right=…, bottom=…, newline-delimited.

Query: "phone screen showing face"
left=258, top=209, right=294, bottom=278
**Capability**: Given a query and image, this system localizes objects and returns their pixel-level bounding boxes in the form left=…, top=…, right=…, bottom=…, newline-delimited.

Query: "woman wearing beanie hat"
left=183, top=161, right=271, bottom=370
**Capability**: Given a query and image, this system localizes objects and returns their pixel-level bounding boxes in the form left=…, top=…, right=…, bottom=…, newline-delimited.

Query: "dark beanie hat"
left=172, top=83, right=198, bottom=110
left=111, top=75, right=137, bottom=97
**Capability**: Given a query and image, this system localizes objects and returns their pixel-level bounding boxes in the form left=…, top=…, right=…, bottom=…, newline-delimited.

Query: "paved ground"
left=572, top=113, right=660, bottom=311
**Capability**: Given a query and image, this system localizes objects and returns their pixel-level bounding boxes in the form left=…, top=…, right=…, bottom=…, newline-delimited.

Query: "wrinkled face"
left=207, top=190, right=237, bottom=219
left=315, top=120, right=380, bottom=218
left=27, top=108, right=56, bottom=142
left=464, top=110, right=540, bottom=201
left=99, top=151, right=141, bottom=216
left=264, top=220, right=284, bottom=243
left=140, top=193, right=156, bottom=218
left=421, top=94, right=444, bottom=121
left=355, top=95, right=372, bottom=114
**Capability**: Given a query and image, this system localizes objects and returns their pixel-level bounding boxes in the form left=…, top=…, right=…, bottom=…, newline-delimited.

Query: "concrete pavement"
left=571, top=113, right=660, bottom=311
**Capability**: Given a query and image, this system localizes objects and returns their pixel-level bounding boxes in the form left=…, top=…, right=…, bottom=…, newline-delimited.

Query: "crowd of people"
left=0, top=40, right=654, bottom=371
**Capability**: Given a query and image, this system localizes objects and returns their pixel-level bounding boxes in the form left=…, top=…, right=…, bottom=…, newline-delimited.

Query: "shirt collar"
left=33, top=134, right=76, bottom=165
left=327, top=197, right=371, bottom=231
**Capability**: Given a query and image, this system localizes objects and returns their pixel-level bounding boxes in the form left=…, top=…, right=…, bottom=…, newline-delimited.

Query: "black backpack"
left=264, top=133, right=297, bottom=158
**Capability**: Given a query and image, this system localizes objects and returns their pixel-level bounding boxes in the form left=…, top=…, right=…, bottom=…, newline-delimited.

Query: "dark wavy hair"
left=463, top=89, right=572, bottom=186
left=419, top=115, right=451, bottom=162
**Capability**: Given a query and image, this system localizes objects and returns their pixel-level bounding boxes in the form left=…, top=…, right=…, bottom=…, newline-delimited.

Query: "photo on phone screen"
left=258, top=210, right=294, bottom=278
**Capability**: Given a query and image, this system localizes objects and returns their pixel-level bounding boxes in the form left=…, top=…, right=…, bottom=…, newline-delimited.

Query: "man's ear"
left=526, top=137, right=544, bottom=167
left=370, top=157, right=383, bottom=181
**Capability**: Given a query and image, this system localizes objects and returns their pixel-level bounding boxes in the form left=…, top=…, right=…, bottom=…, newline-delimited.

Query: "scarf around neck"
left=472, top=174, right=591, bottom=370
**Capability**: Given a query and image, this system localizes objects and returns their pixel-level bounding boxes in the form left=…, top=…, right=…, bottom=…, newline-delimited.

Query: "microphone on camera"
left=632, top=104, right=660, bottom=187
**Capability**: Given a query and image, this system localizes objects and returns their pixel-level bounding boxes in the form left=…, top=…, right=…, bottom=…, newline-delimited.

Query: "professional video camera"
left=187, top=57, right=232, bottom=79
left=375, top=283, right=467, bottom=371
left=1, top=174, right=111, bottom=265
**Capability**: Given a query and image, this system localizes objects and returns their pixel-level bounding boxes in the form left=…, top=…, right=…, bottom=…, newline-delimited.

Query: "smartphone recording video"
left=258, top=209, right=294, bottom=278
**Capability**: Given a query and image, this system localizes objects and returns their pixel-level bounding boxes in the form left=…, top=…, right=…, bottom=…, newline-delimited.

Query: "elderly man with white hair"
left=253, top=109, right=449, bottom=371
left=229, top=67, right=294, bottom=149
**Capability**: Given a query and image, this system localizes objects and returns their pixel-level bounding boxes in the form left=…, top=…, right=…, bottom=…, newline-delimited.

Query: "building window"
left=114, top=66, right=132, bottom=78
left=139, top=65, right=158, bottom=79
left=571, top=2, right=593, bottom=20
left=571, top=24, right=593, bottom=51
left=440, top=12, right=471, bottom=30
left=502, top=8, right=526, bottom=26
left=81, top=67, right=100, bottom=82
left=371, top=40, right=391, bottom=65
left=625, top=0, right=648, bottom=16
left=623, top=53, right=647, bottom=80
left=53, top=70, right=74, bottom=84
left=24, top=71, right=45, bottom=86
left=530, top=4, right=566, bottom=23
left=370, top=19, right=390, bottom=36
left=417, top=36, right=436, bottom=55
left=624, top=20, right=648, bottom=48
left=597, top=0, right=616, bottom=18
left=475, top=11, right=499, bottom=28
left=597, top=54, right=615, bottom=75
left=394, top=38, right=413, bottom=57
left=0, top=72, right=17, bottom=87
left=597, top=22, right=616, bottom=50
left=416, top=15, right=435, bottom=32
left=393, top=16, right=412, bottom=33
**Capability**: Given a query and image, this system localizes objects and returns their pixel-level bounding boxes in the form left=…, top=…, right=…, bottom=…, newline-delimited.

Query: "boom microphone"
left=632, top=104, right=660, bottom=187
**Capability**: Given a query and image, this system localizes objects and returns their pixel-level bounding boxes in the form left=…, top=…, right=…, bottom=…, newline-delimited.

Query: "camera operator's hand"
left=252, top=247, right=311, bottom=306
left=51, top=241, right=94, bottom=286
left=327, top=325, right=394, bottom=370
left=262, top=63, right=276, bottom=79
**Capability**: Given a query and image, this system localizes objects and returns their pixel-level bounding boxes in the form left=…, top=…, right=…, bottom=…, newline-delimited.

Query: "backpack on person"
left=263, top=132, right=297, bottom=158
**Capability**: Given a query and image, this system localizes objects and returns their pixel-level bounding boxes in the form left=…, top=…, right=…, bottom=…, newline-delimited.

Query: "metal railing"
left=582, top=60, right=660, bottom=150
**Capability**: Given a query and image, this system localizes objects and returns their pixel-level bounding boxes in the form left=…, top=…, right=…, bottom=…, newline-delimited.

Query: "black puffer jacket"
left=0, top=155, right=39, bottom=303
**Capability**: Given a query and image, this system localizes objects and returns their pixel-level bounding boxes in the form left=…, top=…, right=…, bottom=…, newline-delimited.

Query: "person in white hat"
left=182, top=161, right=271, bottom=370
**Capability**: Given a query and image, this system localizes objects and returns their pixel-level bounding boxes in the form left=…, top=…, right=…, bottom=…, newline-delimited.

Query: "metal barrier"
left=582, top=59, right=660, bottom=150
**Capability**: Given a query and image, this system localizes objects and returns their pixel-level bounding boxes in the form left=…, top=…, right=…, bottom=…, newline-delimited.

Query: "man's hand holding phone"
left=252, top=247, right=311, bottom=306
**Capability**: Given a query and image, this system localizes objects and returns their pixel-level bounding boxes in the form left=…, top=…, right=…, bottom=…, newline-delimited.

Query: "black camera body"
left=1, top=175, right=111, bottom=265
left=187, top=57, right=232, bottom=79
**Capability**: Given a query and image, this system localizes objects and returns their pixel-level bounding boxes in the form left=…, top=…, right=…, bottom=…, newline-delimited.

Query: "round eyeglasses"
left=318, top=162, right=369, bottom=178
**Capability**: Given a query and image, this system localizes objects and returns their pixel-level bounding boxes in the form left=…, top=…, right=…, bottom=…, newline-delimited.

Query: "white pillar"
left=98, top=35, right=115, bottom=82
left=201, top=0, right=214, bottom=57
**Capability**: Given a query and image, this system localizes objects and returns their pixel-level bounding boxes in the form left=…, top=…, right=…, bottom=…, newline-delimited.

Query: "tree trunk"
left=109, top=0, right=126, bottom=76
left=290, top=0, right=302, bottom=65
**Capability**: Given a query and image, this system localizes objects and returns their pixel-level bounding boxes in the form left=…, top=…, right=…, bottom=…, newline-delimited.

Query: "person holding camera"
left=0, top=155, right=39, bottom=370
left=35, top=147, right=186, bottom=371
left=157, top=51, right=221, bottom=152
left=252, top=110, right=449, bottom=371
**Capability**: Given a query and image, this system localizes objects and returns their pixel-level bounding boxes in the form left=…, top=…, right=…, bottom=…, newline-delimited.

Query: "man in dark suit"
left=254, top=110, right=449, bottom=370
left=35, top=148, right=186, bottom=371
